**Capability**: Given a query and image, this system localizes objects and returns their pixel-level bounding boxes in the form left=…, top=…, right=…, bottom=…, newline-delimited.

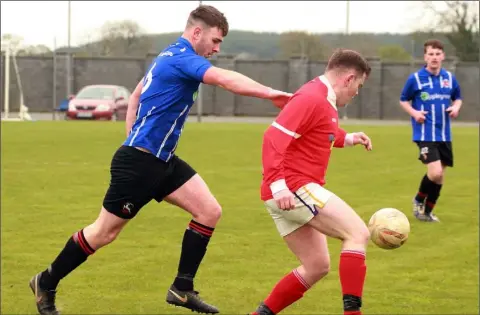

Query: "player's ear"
left=193, top=26, right=202, bottom=40
left=345, top=73, right=356, bottom=87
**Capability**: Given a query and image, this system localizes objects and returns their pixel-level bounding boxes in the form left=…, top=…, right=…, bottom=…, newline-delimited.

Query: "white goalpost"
left=1, top=40, right=32, bottom=121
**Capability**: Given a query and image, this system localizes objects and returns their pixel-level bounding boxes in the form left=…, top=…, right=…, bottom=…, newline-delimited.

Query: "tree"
left=279, top=31, right=327, bottom=61
left=76, top=29, right=97, bottom=56
left=1, top=33, right=24, bottom=53
left=18, top=45, right=52, bottom=56
left=422, top=1, right=479, bottom=61
left=378, top=45, right=412, bottom=62
left=343, top=33, right=381, bottom=58
left=97, top=20, right=153, bottom=56
left=1, top=34, right=51, bottom=56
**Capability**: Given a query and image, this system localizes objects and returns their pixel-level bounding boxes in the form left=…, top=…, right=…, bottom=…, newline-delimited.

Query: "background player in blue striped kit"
left=28, top=5, right=292, bottom=315
left=399, top=39, right=462, bottom=222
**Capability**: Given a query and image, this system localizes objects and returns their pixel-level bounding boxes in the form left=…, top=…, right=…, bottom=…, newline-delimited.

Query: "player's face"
left=424, top=46, right=444, bottom=71
left=195, top=26, right=224, bottom=58
left=338, top=72, right=366, bottom=107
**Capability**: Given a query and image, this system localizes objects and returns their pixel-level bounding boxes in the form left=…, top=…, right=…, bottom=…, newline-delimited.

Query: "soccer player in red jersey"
left=251, top=49, right=373, bottom=315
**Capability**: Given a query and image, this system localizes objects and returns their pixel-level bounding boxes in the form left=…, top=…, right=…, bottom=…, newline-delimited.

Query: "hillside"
left=58, top=30, right=455, bottom=60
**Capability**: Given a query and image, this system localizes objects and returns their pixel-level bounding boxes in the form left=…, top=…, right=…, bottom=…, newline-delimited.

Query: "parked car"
left=66, top=85, right=131, bottom=121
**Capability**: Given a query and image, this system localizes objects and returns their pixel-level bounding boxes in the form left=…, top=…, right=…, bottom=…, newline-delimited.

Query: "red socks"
left=339, top=250, right=366, bottom=315
left=263, top=269, right=310, bottom=314
left=259, top=250, right=366, bottom=315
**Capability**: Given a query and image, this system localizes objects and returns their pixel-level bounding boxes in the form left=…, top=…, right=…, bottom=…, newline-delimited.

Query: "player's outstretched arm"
left=126, top=80, right=143, bottom=136
left=203, top=66, right=292, bottom=109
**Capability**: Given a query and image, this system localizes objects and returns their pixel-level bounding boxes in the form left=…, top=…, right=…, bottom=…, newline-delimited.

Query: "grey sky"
left=1, top=1, right=433, bottom=49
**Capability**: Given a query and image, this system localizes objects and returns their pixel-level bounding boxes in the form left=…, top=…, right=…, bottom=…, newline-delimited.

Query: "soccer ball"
left=368, top=208, right=410, bottom=250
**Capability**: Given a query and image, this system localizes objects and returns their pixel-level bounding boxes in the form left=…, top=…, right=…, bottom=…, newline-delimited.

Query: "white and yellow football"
left=368, top=208, right=410, bottom=250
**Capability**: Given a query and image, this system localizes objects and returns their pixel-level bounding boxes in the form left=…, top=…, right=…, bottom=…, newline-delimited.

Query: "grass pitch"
left=1, top=120, right=478, bottom=314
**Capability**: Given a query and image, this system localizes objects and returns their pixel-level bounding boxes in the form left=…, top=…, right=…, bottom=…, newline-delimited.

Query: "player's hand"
left=268, top=89, right=293, bottom=109
left=446, top=105, right=460, bottom=118
left=412, top=110, right=428, bottom=123
left=352, top=132, right=373, bottom=151
left=273, top=189, right=296, bottom=211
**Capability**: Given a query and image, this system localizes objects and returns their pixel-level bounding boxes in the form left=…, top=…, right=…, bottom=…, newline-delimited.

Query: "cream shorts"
left=265, top=183, right=334, bottom=237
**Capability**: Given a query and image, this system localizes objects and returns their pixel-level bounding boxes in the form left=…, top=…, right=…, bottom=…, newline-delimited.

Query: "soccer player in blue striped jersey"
left=29, top=5, right=292, bottom=315
left=399, top=39, right=462, bottom=222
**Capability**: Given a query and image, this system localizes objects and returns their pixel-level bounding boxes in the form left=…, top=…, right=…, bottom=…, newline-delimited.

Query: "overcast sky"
left=1, top=1, right=438, bottom=48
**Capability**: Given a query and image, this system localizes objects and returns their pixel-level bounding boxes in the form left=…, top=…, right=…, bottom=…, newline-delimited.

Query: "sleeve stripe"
left=272, top=121, right=301, bottom=139
left=414, top=72, right=422, bottom=90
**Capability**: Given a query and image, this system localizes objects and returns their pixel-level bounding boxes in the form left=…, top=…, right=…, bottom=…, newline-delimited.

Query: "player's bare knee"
left=312, top=260, right=330, bottom=280
left=428, top=170, right=443, bottom=184
left=304, top=257, right=330, bottom=281
left=101, top=229, right=119, bottom=245
left=94, top=230, right=119, bottom=248
left=208, top=202, right=222, bottom=222
left=427, top=163, right=444, bottom=183
left=357, top=224, right=371, bottom=245
left=194, top=202, right=222, bottom=226
left=317, top=264, right=330, bottom=279
left=347, top=224, right=370, bottom=246
left=308, top=266, right=330, bottom=283
left=84, top=222, right=121, bottom=248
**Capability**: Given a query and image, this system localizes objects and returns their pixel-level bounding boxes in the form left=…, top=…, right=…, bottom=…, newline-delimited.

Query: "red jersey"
left=261, top=75, right=347, bottom=201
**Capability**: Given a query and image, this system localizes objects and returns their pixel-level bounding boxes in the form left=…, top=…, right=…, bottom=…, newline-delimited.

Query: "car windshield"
left=76, top=87, right=115, bottom=100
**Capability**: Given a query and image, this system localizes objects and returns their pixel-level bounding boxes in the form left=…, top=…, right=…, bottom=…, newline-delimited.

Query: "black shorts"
left=415, top=141, right=453, bottom=167
left=102, top=146, right=197, bottom=219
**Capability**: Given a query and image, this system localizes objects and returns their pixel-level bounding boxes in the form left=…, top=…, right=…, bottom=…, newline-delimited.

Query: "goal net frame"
left=1, top=40, right=32, bottom=121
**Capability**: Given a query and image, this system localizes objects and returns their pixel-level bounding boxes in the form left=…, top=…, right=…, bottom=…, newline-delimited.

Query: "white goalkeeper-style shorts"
left=265, top=183, right=334, bottom=237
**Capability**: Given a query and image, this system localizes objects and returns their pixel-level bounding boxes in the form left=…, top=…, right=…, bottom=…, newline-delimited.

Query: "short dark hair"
left=424, top=39, right=444, bottom=53
left=326, top=49, right=371, bottom=77
left=187, top=5, right=229, bottom=37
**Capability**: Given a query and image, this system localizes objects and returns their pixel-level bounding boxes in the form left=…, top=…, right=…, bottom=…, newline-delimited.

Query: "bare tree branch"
left=422, top=1, right=479, bottom=61
left=96, top=20, right=152, bottom=57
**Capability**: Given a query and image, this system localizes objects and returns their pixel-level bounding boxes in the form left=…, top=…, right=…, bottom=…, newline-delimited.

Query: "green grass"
left=1, top=121, right=478, bottom=314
